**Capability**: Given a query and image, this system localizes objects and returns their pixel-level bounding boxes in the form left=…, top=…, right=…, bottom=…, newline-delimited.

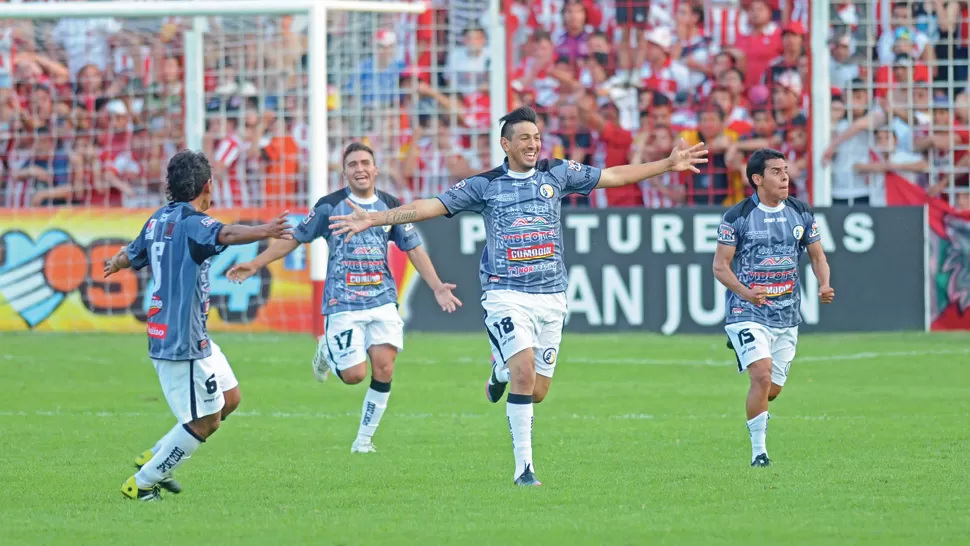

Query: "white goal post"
left=0, top=0, right=429, bottom=335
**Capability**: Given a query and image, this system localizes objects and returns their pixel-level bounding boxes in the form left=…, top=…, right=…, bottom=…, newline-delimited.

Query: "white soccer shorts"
left=322, top=303, right=404, bottom=371
left=724, top=321, right=799, bottom=386
left=151, top=340, right=238, bottom=425
left=481, top=290, right=567, bottom=378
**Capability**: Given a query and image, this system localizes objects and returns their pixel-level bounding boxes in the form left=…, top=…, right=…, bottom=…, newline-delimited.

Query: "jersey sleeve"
left=184, top=214, right=228, bottom=264
left=383, top=194, right=422, bottom=251
left=802, top=209, right=821, bottom=246
left=551, top=159, right=602, bottom=196
left=294, top=202, right=332, bottom=243
left=717, top=211, right=746, bottom=247
left=437, top=176, right=487, bottom=217
left=125, top=218, right=152, bottom=270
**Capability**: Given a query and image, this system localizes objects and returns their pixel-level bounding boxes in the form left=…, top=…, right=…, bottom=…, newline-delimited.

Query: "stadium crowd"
left=0, top=0, right=968, bottom=210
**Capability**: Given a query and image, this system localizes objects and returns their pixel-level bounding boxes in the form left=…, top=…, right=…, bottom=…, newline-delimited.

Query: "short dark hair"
left=499, top=106, right=538, bottom=140
left=746, top=148, right=786, bottom=190
left=166, top=150, right=212, bottom=202
left=342, top=142, right=375, bottom=166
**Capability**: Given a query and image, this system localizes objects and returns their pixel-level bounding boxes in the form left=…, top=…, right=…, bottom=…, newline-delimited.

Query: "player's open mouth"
left=524, top=151, right=536, bottom=160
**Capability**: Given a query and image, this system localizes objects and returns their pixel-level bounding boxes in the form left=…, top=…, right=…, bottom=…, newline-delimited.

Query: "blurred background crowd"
left=1, top=0, right=968, bottom=210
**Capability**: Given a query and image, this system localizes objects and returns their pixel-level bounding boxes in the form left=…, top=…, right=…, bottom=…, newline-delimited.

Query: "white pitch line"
left=0, top=409, right=875, bottom=421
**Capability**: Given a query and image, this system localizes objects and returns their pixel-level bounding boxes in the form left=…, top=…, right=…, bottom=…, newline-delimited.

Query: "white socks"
left=506, top=393, right=534, bottom=480
left=746, top=411, right=769, bottom=461
left=356, top=379, right=391, bottom=444
left=491, top=356, right=511, bottom=383
left=134, top=424, right=204, bottom=489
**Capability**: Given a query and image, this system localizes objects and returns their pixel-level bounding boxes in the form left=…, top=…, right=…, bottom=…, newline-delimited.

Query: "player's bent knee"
left=340, top=363, right=368, bottom=384
left=747, top=359, right=773, bottom=389
left=222, top=387, right=241, bottom=416
left=768, top=383, right=783, bottom=401
left=188, top=412, right=222, bottom=440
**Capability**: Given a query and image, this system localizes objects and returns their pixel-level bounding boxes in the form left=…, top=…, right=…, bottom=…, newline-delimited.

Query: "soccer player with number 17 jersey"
left=714, top=148, right=835, bottom=468
left=104, top=150, right=293, bottom=501
left=330, top=107, right=708, bottom=486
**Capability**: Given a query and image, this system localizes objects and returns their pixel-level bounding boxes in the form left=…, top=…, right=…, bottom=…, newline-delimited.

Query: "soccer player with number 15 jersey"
left=714, top=148, right=835, bottom=467
left=330, top=107, right=708, bottom=486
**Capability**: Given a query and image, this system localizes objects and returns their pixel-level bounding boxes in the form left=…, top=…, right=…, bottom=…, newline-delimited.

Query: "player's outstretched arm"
left=713, top=243, right=767, bottom=306
left=405, top=245, right=462, bottom=313
left=807, top=242, right=835, bottom=303
left=227, top=238, right=301, bottom=283
left=595, top=139, right=708, bottom=189
left=329, top=198, right=448, bottom=242
left=217, top=211, right=294, bottom=246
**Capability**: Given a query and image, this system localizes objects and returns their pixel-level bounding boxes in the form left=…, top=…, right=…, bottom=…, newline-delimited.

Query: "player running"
left=328, top=107, right=707, bottom=486
left=227, top=142, right=461, bottom=453
left=104, top=150, right=293, bottom=501
left=713, top=148, right=835, bottom=467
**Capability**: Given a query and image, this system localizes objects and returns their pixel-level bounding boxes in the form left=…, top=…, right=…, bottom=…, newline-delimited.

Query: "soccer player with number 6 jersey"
left=714, top=148, right=835, bottom=467
left=104, top=150, right=293, bottom=501
left=329, top=107, right=708, bottom=486
left=228, top=142, right=461, bottom=454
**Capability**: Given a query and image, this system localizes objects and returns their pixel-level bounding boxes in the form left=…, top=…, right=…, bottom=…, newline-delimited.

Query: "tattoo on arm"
left=384, top=207, right=418, bottom=225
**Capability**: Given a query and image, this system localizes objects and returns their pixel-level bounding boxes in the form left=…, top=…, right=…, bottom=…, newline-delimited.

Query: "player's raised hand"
left=668, top=139, right=709, bottom=173
left=329, top=200, right=374, bottom=242
left=227, top=261, right=259, bottom=283
left=103, top=246, right=126, bottom=278
left=819, top=285, right=835, bottom=304
left=265, top=211, right=294, bottom=240
left=744, top=286, right=768, bottom=306
left=433, top=282, right=462, bottom=313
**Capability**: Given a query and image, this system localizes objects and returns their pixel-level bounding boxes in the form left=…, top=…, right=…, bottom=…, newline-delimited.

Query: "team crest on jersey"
left=792, top=225, right=805, bottom=240
left=200, top=216, right=216, bottom=228
left=808, top=221, right=819, bottom=238
left=303, top=210, right=315, bottom=225
left=566, top=160, right=582, bottom=172
left=145, top=219, right=157, bottom=240
left=542, top=348, right=557, bottom=365
left=539, top=184, right=555, bottom=199
left=383, top=225, right=392, bottom=232
left=147, top=295, right=163, bottom=319
left=451, top=180, right=467, bottom=191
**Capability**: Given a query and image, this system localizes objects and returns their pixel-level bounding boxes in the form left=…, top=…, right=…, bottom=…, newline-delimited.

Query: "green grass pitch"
left=1, top=331, right=968, bottom=545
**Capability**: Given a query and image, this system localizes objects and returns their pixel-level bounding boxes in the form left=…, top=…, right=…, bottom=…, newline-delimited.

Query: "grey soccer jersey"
left=436, top=158, right=601, bottom=294
left=296, top=188, right=422, bottom=315
left=717, top=195, right=821, bottom=328
left=126, top=202, right=227, bottom=361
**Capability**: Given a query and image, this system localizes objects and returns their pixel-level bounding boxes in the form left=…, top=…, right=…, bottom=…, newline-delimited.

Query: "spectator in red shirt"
left=764, top=21, right=805, bottom=87
left=730, top=0, right=782, bottom=89
left=577, top=92, right=637, bottom=206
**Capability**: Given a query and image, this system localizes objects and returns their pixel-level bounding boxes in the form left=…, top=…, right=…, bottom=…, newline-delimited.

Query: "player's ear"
left=500, top=137, right=509, bottom=153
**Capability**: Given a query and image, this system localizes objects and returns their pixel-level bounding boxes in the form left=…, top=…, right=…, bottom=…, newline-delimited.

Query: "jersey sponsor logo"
left=147, top=323, right=168, bottom=339
left=523, top=204, right=549, bottom=213
left=756, top=244, right=796, bottom=256
left=302, top=210, right=315, bottom=225
left=347, top=272, right=383, bottom=286
left=501, top=230, right=556, bottom=244
left=539, top=184, right=555, bottom=199
left=717, top=223, right=735, bottom=242
left=351, top=246, right=382, bottom=256
left=509, top=216, right=550, bottom=230
left=341, top=259, right=384, bottom=268
left=566, top=160, right=582, bottom=172
left=328, top=298, right=339, bottom=306
left=747, top=230, right=770, bottom=240
left=507, top=243, right=555, bottom=261
left=808, top=221, right=819, bottom=238
left=198, top=339, right=209, bottom=351
left=145, top=219, right=157, bottom=240
left=451, top=180, right=467, bottom=191
left=757, top=256, right=796, bottom=269
left=163, top=222, right=175, bottom=239
left=754, top=280, right=796, bottom=298
left=542, top=348, right=557, bottom=365
left=507, top=261, right=557, bottom=276
left=750, top=269, right=797, bottom=281
left=494, top=193, right=516, bottom=202
left=488, top=275, right=500, bottom=282
left=147, top=295, right=163, bottom=319
left=792, top=225, right=805, bottom=240
left=764, top=217, right=787, bottom=223
left=200, top=216, right=217, bottom=227
left=731, top=307, right=744, bottom=315
left=350, top=289, right=380, bottom=298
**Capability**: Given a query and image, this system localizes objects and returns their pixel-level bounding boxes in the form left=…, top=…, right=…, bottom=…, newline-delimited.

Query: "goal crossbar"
left=0, top=0, right=428, bottom=19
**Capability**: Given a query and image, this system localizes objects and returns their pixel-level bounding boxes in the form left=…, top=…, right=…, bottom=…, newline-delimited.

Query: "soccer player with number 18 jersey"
left=714, top=148, right=835, bottom=467
left=104, top=151, right=293, bottom=501
left=329, top=107, right=708, bottom=486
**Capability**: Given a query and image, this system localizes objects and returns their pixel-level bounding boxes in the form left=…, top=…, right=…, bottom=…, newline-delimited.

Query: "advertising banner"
left=401, top=206, right=927, bottom=334
left=1, top=206, right=926, bottom=335
left=0, top=208, right=408, bottom=334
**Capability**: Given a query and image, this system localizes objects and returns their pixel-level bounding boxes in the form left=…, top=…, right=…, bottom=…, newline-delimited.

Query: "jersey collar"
left=753, top=192, right=786, bottom=213
left=503, top=158, right=536, bottom=179
left=345, top=187, right=379, bottom=205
